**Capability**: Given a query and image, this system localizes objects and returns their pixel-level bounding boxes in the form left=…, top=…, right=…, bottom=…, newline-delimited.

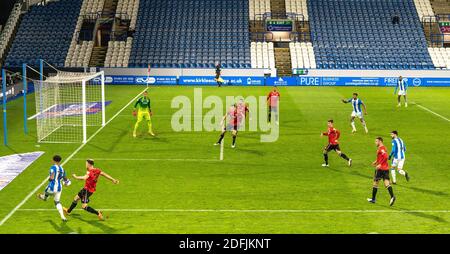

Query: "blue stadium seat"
left=129, top=0, right=251, bottom=68
left=5, top=0, right=82, bottom=67
left=308, top=0, right=434, bottom=70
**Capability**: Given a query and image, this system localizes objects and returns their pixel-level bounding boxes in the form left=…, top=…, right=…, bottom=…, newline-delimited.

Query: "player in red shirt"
left=237, top=99, right=250, bottom=127
left=368, top=137, right=396, bottom=206
left=215, top=104, right=243, bottom=148
left=267, top=86, right=280, bottom=125
left=64, top=159, right=119, bottom=220
left=321, top=120, right=352, bottom=167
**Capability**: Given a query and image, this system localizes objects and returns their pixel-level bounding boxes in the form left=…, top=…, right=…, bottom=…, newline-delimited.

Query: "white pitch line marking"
left=412, top=102, right=450, bottom=122
left=15, top=208, right=450, bottom=213
left=0, top=88, right=148, bottom=227
left=71, top=158, right=218, bottom=162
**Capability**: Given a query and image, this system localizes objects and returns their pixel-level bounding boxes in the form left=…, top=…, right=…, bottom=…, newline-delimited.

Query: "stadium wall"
left=100, top=68, right=450, bottom=87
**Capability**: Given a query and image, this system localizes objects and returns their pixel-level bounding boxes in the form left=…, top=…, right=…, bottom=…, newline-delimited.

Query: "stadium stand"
left=285, top=0, right=309, bottom=20
left=414, top=0, right=435, bottom=20
left=428, top=47, right=450, bottom=69
left=65, top=0, right=105, bottom=67
left=5, top=0, right=82, bottom=67
left=249, top=0, right=271, bottom=20
left=429, top=0, right=450, bottom=15
left=0, top=2, right=22, bottom=63
left=308, top=0, right=435, bottom=70
left=290, top=42, right=316, bottom=69
left=104, top=0, right=139, bottom=67
left=129, top=0, right=251, bottom=68
left=251, top=42, right=275, bottom=69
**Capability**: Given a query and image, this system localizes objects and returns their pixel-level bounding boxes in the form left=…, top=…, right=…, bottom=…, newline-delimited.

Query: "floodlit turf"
left=0, top=85, right=449, bottom=234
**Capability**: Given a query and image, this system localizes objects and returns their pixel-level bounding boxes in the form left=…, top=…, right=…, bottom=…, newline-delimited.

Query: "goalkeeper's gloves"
left=132, top=110, right=137, bottom=117
left=388, top=155, right=392, bottom=160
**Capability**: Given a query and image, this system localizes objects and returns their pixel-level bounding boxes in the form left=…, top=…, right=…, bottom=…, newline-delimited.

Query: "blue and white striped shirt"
left=390, top=138, right=406, bottom=160
left=397, top=79, right=407, bottom=92
left=347, top=98, right=363, bottom=113
left=47, top=165, right=65, bottom=193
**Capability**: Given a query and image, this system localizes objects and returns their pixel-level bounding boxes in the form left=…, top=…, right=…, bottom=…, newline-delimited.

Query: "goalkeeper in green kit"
left=132, top=90, right=155, bottom=137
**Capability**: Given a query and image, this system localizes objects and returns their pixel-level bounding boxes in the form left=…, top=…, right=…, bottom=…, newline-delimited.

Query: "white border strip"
left=16, top=208, right=450, bottom=213
left=0, top=88, right=148, bottom=226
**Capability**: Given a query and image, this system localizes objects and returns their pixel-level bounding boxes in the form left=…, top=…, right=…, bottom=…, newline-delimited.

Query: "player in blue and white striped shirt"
left=389, top=131, right=410, bottom=184
left=395, top=76, right=408, bottom=107
left=37, top=155, right=71, bottom=221
left=342, top=93, right=368, bottom=133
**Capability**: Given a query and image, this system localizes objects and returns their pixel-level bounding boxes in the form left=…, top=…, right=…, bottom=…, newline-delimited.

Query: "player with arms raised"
left=341, top=93, right=368, bottom=133
left=37, top=155, right=70, bottom=222
left=321, top=120, right=352, bottom=167
left=132, top=90, right=155, bottom=137
left=64, top=159, right=119, bottom=220
left=368, top=137, right=396, bottom=206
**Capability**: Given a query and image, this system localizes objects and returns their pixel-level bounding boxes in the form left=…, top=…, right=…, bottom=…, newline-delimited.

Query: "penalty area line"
left=411, top=102, right=450, bottom=122
left=15, top=208, right=450, bottom=213
left=71, top=158, right=218, bottom=162
left=0, top=88, right=149, bottom=227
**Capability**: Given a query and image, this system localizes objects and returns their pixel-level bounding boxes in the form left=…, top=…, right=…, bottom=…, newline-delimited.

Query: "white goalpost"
left=33, top=70, right=106, bottom=143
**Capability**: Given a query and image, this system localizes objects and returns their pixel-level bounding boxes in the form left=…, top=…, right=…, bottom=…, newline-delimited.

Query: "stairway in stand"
left=275, top=47, right=292, bottom=76
left=89, top=0, right=119, bottom=67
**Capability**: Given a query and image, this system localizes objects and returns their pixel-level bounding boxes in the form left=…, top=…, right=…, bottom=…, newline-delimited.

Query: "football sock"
left=390, top=168, right=397, bottom=183
left=398, top=169, right=406, bottom=176
left=84, top=206, right=99, bottom=215
left=351, top=121, right=356, bottom=131
left=387, top=185, right=395, bottom=198
left=232, top=136, right=236, bottom=146
left=217, top=133, right=225, bottom=144
left=323, top=154, right=329, bottom=164
left=340, top=153, right=350, bottom=161
left=55, top=203, right=66, bottom=220
left=268, top=112, right=271, bottom=122
left=67, top=201, right=77, bottom=213
left=147, top=120, right=153, bottom=132
left=372, top=187, right=378, bottom=200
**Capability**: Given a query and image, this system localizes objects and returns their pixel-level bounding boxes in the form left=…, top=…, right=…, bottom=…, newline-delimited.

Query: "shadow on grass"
left=397, top=184, right=448, bottom=198
left=46, top=220, right=76, bottom=234
left=386, top=206, right=448, bottom=224
left=89, top=129, right=128, bottom=153
left=234, top=147, right=266, bottom=156
left=70, top=213, right=132, bottom=234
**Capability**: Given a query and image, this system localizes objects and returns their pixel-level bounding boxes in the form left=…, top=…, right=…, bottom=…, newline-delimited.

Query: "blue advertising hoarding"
left=101, top=75, right=450, bottom=87
left=101, top=75, right=177, bottom=85
left=179, top=76, right=265, bottom=86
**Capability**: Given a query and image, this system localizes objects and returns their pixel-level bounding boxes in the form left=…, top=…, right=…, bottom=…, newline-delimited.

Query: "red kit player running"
left=215, top=104, right=244, bottom=148
left=367, top=137, right=396, bottom=206
left=321, top=120, right=352, bottom=167
left=64, top=159, right=119, bottom=220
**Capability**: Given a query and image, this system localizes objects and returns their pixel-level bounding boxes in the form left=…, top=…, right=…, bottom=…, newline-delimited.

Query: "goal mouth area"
left=31, top=100, right=112, bottom=120
left=32, top=69, right=106, bottom=144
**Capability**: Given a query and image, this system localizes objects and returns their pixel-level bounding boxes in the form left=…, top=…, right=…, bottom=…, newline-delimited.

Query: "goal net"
left=33, top=70, right=106, bottom=143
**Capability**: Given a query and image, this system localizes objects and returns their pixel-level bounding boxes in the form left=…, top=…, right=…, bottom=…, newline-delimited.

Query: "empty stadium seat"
left=308, top=0, right=435, bottom=70
left=5, top=0, right=82, bottom=67
left=129, top=0, right=251, bottom=68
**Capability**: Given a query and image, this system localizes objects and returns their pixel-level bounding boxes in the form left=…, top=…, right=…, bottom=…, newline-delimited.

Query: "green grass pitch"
left=0, top=85, right=449, bottom=234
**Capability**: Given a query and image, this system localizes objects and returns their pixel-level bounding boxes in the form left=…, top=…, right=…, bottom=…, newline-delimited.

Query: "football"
left=63, top=179, right=71, bottom=186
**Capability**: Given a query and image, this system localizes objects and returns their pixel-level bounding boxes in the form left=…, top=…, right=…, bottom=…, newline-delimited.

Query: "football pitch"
left=0, top=85, right=449, bottom=234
